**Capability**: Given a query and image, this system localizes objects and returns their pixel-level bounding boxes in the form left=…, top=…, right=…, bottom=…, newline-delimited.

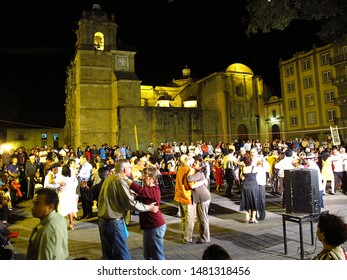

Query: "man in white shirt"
left=331, top=147, right=346, bottom=194
left=274, top=149, right=295, bottom=196
left=223, top=149, right=237, bottom=196
left=77, top=155, right=93, bottom=219
left=38, top=146, right=48, bottom=177
left=250, top=148, right=270, bottom=221
left=244, top=140, right=252, bottom=153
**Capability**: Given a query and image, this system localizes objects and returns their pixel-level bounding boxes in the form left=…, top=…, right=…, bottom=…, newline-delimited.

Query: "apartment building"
left=279, top=43, right=341, bottom=142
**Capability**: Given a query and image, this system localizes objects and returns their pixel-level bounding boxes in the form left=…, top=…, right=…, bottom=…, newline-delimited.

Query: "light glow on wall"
left=183, top=100, right=197, bottom=108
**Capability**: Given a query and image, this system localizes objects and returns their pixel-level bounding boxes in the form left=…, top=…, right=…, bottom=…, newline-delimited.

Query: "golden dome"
left=225, top=63, right=254, bottom=76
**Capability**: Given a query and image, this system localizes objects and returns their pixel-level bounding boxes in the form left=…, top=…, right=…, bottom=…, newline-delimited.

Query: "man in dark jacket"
left=91, top=166, right=110, bottom=206
left=25, top=156, right=39, bottom=199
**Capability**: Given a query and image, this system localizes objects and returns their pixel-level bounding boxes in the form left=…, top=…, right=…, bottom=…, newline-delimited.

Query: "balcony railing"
left=334, top=95, right=347, bottom=105
left=335, top=117, right=347, bottom=126
left=331, top=75, right=347, bottom=86
left=330, top=54, right=347, bottom=65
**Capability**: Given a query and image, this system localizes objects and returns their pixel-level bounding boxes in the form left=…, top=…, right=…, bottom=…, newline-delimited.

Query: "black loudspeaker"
left=284, top=169, right=321, bottom=214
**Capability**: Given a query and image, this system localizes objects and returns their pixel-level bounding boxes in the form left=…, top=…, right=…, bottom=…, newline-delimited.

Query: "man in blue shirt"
left=120, top=144, right=126, bottom=159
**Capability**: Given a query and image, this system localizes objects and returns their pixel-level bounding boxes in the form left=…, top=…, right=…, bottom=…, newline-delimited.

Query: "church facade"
left=64, top=4, right=273, bottom=151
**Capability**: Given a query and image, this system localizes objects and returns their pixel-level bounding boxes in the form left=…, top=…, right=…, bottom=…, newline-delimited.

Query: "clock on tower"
left=116, top=56, right=128, bottom=68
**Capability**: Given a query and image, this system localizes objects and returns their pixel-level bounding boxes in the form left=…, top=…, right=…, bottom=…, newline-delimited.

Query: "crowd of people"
left=0, top=136, right=347, bottom=260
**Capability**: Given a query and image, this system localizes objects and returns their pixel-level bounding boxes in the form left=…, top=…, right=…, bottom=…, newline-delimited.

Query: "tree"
left=245, top=0, right=347, bottom=42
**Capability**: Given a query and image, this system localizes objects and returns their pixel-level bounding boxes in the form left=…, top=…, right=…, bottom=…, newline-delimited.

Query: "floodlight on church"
left=156, top=96, right=171, bottom=107
left=183, top=96, right=197, bottom=108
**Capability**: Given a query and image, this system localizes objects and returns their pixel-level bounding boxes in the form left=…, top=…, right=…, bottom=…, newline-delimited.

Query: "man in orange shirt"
left=174, top=156, right=195, bottom=243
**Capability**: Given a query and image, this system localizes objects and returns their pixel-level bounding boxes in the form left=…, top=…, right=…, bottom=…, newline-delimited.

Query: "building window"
left=41, top=133, right=47, bottom=140
left=305, top=95, right=315, bottom=107
left=343, top=45, right=347, bottom=59
left=321, top=52, right=330, bottom=65
left=285, top=65, right=293, bottom=76
left=272, top=110, right=276, bottom=118
left=302, top=59, right=311, bottom=71
left=236, top=84, right=244, bottom=96
left=303, top=76, right=313, bottom=88
left=287, top=81, right=295, bottom=92
left=289, top=99, right=296, bottom=110
left=325, top=90, right=334, bottom=103
left=322, top=71, right=332, bottom=83
left=327, top=109, right=336, bottom=121
left=290, top=115, right=298, bottom=126
left=307, top=112, right=316, bottom=124
left=53, top=133, right=59, bottom=140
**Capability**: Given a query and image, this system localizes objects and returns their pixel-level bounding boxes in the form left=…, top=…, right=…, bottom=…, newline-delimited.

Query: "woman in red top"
left=123, top=166, right=166, bottom=260
left=84, top=146, right=91, bottom=161
left=213, top=155, right=224, bottom=192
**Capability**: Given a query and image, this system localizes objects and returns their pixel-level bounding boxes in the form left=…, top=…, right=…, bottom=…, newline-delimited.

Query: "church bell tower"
left=65, top=4, right=141, bottom=148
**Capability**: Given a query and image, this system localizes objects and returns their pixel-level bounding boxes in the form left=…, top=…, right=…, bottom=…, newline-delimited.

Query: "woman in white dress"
left=57, top=164, right=78, bottom=230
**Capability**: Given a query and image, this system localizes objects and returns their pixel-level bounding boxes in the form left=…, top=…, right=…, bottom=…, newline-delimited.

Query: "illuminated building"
left=279, top=43, right=342, bottom=141
left=64, top=4, right=273, bottom=150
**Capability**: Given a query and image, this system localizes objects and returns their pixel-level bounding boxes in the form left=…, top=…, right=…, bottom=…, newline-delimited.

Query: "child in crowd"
left=3, top=187, right=12, bottom=211
left=33, top=171, right=43, bottom=194
left=0, top=189, right=10, bottom=223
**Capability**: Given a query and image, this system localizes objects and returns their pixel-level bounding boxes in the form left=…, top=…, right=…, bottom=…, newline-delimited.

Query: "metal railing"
left=330, top=54, right=347, bottom=65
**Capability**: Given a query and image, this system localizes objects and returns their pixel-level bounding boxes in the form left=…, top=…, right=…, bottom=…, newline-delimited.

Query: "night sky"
left=0, top=0, right=321, bottom=128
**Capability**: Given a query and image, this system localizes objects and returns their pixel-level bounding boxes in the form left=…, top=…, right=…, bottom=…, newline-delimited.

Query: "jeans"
left=143, top=224, right=166, bottom=260
left=98, top=217, right=131, bottom=260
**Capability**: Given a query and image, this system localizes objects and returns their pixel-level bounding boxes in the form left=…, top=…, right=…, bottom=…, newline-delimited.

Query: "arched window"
left=94, top=32, right=104, bottom=51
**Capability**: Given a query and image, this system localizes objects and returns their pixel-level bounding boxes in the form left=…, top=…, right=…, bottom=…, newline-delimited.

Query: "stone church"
left=64, top=4, right=271, bottom=151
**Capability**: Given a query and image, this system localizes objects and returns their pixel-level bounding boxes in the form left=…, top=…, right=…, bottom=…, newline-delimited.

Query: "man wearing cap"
left=43, top=163, right=61, bottom=190
left=25, top=155, right=40, bottom=199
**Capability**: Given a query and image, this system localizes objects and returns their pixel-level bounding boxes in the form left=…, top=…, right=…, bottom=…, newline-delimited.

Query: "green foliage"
left=246, top=0, right=347, bottom=41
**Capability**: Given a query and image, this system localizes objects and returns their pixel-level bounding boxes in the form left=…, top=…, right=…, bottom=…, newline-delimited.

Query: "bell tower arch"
left=75, top=4, right=117, bottom=51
